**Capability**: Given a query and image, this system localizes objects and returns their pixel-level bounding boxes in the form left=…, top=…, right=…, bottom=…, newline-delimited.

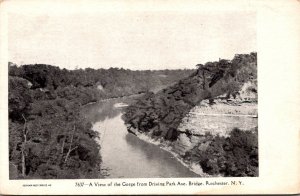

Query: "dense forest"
left=123, top=53, right=257, bottom=141
left=8, top=63, right=193, bottom=179
left=123, top=52, right=258, bottom=176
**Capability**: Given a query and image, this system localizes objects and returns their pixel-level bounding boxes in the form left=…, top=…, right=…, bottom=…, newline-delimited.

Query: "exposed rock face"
left=122, top=52, right=258, bottom=177
left=166, top=76, right=258, bottom=157
left=173, top=134, right=206, bottom=156
left=178, top=81, right=258, bottom=136
left=122, top=53, right=257, bottom=142
left=175, top=107, right=257, bottom=157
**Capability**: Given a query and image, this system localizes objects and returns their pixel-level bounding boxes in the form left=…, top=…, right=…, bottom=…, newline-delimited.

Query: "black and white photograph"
left=7, top=9, right=258, bottom=179
left=1, top=0, right=299, bottom=195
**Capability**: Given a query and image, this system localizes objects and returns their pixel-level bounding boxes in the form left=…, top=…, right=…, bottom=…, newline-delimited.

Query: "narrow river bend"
left=82, top=97, right=199, bottom=178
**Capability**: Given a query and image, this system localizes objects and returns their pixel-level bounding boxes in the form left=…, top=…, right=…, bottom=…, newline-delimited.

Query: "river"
left=81, top=96, right=199, bottom=178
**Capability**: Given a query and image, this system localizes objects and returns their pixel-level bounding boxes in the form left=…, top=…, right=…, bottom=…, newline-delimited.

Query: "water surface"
left=82, top=97, right=199, bottom=178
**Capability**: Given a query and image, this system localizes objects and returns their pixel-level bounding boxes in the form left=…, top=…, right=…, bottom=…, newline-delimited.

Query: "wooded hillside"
left=123, top=52, right=257, bottom=141
left=122, top=53, right=258, bottom=177
left=8, top=63, right=193, bottom=179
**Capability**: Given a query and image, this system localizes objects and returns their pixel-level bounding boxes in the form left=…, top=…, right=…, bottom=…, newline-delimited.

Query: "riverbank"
left=124, top=91, right=258, bottom=177
left=81, top=93, right=145, bottom=107
left=125, top=125, right=211, bottom=177
left=126, top=118, right=258, bottom=177
left=83, top=97, right=199, bottom=178
left=8, top=63, right=194, bottom=179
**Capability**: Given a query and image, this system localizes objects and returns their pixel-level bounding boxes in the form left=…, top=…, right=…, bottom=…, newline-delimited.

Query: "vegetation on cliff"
left=184, top=128, right=258, bottom=177
left=122, top=52, right=258, bottom=177
left=9, top=76, right=101, bottom=179
left=8, top=63, right=193, bottom=179
left=123, top=52, right=257, bottom=141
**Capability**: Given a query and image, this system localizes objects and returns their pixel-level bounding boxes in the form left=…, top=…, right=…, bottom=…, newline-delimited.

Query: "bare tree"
left=64, top=125, right=78, bottom=164
left=21, top=114, right=28, bottom=177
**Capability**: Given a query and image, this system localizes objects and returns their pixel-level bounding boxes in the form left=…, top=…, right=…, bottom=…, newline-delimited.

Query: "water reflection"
left=82, top=101, right=121, bottom=123
left=124, top=134, right=199, bottom=178
left=83, top=97, right=199, bottom=178
left=82, top=96, right=140, bottom=123
left=125, top=134, right=157, bottom=160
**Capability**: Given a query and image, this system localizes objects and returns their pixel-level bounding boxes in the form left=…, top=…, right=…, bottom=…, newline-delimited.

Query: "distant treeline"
left=8, top=63, right=193, bottom=179
left=9, top=63, right=194, bottom=103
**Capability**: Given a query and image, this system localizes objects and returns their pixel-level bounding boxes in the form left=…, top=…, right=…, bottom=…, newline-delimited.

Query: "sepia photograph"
left=1, top=0, right=299, bottom=195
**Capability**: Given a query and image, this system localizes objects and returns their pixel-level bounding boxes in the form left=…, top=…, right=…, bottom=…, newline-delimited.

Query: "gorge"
left=8, top=52, right=258, bottom=178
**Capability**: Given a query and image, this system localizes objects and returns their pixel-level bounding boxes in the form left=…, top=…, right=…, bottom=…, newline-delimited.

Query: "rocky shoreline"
left=123, top=53, right=258, bottom=177
left=125, top=96, right=258, bottom=177
left=125, top=125, right=211, bottom=177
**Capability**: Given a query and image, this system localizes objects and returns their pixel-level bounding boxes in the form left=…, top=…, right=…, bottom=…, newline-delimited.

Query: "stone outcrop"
left=122, top=53, right=257, bottom=142
left=173, top=134, right=206, bottom=156
left=172, top=77, right=258, bottom=156
left=122, top=52, right=258, bottom=177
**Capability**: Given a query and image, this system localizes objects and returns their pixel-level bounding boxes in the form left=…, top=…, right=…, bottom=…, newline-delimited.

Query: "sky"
left=8, top=11, right=256, bottom=70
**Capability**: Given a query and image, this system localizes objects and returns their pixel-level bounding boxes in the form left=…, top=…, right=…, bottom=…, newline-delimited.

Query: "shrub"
left=196, top=128, right=258, bottom=177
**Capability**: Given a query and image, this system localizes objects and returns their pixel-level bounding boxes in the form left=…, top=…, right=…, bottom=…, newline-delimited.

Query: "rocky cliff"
left=123, top=52, right=257, bottom=141
left=122, top=52, right=258, bottom=177
left=173, top=81, right=258, bottom=160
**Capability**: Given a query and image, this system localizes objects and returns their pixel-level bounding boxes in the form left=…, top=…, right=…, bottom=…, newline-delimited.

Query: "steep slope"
left=8, top=63, right=193, bottom=179
left=123, top=53, right=257, bottom=141
left=122, top=52, right=258, bottom=177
